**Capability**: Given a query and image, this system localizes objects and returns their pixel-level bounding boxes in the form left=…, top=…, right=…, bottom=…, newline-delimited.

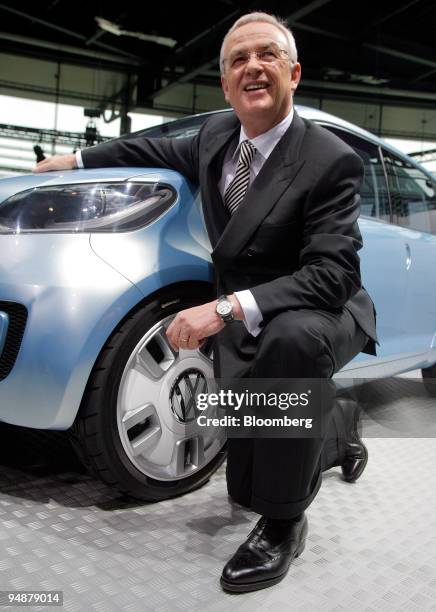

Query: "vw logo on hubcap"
left=170, top=368, right=208, bottom=423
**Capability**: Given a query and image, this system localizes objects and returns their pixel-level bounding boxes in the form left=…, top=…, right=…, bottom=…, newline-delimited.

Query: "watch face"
left=217, top=301, right=232, bottom=316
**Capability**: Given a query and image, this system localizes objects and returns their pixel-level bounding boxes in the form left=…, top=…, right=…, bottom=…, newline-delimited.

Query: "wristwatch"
left=216, top=295, right=234, bottom=324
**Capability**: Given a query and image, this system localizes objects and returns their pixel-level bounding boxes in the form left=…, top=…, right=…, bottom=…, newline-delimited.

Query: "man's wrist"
left=228, top=294, right=244, bottom=320
left=74, top=150, right=83, bottom=169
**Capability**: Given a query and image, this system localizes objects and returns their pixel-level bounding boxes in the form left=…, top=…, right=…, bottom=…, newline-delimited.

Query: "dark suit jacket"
left=82, top=109, right=378, bottom=370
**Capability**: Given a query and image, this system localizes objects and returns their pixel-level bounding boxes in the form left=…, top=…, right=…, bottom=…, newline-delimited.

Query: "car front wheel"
left=69, top=284, right=226, bottom=501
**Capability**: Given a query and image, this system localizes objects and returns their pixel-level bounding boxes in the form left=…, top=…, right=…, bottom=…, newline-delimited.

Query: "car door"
left=382, top=149, right=436, bottom=360
left=321, top=125, right=410, bottom=362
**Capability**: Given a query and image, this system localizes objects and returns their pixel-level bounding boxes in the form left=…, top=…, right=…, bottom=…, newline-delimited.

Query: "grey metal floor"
left=1, top=375, right=436, bottom=612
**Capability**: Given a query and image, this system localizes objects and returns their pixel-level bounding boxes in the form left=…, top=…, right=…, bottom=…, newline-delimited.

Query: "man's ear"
left=290, top=62, right=302, bottom=93
left=221, top=74, right=230, bottom=104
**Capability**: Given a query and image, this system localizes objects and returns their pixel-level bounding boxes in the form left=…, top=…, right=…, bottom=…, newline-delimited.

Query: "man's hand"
left=33, top=153, right=77, bottom=173
left=166, top=295, right=243, bottom=351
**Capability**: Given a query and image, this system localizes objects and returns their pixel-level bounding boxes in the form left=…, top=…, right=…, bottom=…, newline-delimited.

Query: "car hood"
left=0, top=168, right=166, bottom=205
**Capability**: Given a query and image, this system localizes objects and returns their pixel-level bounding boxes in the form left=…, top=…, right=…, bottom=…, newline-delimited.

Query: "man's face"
left=220, top=22, right=301, bottom=131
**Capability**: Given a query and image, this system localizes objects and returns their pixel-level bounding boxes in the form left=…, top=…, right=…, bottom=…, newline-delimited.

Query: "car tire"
left=69, top=283, right=227, bottom=501
left=421, top=363, right=436, bottom=397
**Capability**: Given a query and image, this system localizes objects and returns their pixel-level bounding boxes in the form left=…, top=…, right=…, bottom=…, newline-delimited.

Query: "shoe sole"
left=220, top=540, right=306, bottom=593
left=343, top=440, right=368, bottom=483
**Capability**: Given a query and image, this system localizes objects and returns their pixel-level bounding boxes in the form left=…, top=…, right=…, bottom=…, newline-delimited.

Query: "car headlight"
left=0, top=182, right=177, bottom=234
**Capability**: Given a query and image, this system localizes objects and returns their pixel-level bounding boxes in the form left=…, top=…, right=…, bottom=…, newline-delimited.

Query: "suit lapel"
left=211, top=110, right=307, bottom=268
left=200, top=120, right=240, bottom=247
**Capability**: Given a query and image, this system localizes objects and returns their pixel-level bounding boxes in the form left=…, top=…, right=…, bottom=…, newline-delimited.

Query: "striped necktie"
left=224, top=140, right=257, bottom=215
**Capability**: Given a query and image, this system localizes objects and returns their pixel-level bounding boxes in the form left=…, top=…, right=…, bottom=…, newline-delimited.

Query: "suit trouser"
left=219, top=307, right=368, bottom=520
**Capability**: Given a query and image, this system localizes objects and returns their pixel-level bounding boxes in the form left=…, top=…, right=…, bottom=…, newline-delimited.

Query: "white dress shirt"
left=75, top=107, right=294, bottom=336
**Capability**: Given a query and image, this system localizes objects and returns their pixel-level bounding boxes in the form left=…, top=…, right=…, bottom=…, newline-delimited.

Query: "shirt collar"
left=233, top=107, right=294, bottom=161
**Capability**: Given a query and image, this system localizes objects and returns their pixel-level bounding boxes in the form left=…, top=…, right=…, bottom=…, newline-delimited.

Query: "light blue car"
left=1, top=106, right=435, bottom=500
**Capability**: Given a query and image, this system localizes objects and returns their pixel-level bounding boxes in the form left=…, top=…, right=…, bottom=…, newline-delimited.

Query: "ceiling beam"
left=0, top=122, right=110, bottom=146
left=0, top=31, right=142, bottom=66
left=365, top=0, right=422, bottom=28
left=363, top=42, right=436, bottom=70
left=413, top=67, right=436, bottom=83
left=300, top=78, right=436, bottom=102
left=0, top=76, right=128, bottom=108
left=0, top=2, right=142, bottom=61
left=286, top=0, right=336, bottom=22
left=289, top=20, right=348, bottom=41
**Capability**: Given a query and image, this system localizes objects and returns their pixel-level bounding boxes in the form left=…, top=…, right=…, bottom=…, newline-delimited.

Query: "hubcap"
left=116, top=314, right=225, bottom=481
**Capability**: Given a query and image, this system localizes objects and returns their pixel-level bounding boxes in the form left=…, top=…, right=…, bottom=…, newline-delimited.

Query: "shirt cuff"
left=234, top=290, right=263, bottom=337
left=75, top=150, right=84, bottom=169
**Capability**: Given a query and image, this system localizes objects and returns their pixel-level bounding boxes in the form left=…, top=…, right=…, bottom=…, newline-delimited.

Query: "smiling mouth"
left=244, top=83, right=270, bottom=92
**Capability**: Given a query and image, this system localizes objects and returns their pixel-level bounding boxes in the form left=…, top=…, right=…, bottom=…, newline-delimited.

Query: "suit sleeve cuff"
left=75, top=150, right=84, bottom=169
left=234, top=290, right=263, bottom=337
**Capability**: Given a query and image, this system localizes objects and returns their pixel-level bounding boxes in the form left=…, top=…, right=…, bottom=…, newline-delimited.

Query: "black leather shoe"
left=340, top=400, right=368, bottom=482
left=341, top=439, right=368, bottom=482
left=220, top=513, right=308, bottom=593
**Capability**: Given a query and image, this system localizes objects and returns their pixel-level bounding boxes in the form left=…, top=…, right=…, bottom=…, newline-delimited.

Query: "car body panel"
left=89, top=173, right=213, bottom=293
left=401, top=227, right=436, bottom=353
left=0, top=233, right=142, bottom=428
left=357, top=219, right=409, bottom=360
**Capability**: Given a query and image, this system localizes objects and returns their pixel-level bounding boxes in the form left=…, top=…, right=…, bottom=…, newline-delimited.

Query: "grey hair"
left=219, top=12, right=298, bottom=74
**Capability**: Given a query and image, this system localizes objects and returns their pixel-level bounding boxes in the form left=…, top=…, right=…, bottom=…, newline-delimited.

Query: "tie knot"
left=238, top=140, right=256, bottom=167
